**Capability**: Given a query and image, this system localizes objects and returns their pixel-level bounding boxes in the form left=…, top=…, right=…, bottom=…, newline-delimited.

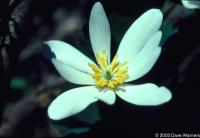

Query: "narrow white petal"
left=89, top=2, right=111, bottom=62
left=117, top=9, right=163, bottom=63
left=96, top=89, right=116, bottom=105
left=125, top=32, right=162, bottom=82
left=52, top=58, right=95, bottom=85
left=116, top=83, right=172, bottom=106
left=43, top=40, right=95, bottom=74
left=182, top=0, right=200, bottom=9
left=48, top=86, right=99, bottom=120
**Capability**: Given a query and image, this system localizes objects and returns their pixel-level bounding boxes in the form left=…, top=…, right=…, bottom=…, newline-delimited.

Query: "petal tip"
left=47, top=105, right=61, bottom=120
left=43, top=40, right=59, bottom=45
left=148, top=9, right=163, bottom=20
left=94, top=2, right=102, bottom=6
left=182, top=0, right=200, bottom=9
left=160, top=87, right=172, bottom=103
left=92, top=2, right=103, bottom=10
left=148, top=9, right=162, bottom=14
left=96, top=90, right=116, bottom=105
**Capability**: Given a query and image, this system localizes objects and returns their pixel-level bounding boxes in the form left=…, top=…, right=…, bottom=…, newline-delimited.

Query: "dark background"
left=0, top=0, right=200, bottom=137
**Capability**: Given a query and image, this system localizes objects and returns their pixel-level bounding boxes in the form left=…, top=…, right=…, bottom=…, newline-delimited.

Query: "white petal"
left=116, top=83, right=172, bottom=106
left=125, top=32, right=162, bottom=82
left=117, top=9, right=163, bottom=63
left=96, top=89, right=116, bottom=105
left=182, top=0, right=200, bottom=9
left=52, top=58, right=95, bottom=85
left=48, top=86, right=99, bottom=120
left=89, top=2, right=111, bottom=62
left=43, top=40, right=95, bottom=74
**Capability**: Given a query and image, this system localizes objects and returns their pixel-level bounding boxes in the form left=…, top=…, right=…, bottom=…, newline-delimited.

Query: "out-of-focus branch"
left=19, top=12, right=85, bottom=61
left=11, top=0, right=32, bottom=27
left=178, top=43, right=200, bottom=82
left=0, top=0, right=32, bottom=125
left=0, top=75, right=67, bottom=137
left=19, top=2, right=87, bottom=61
left=9, top=0, right=22, bottom=11
left=162, top=1, right=185, bottom=26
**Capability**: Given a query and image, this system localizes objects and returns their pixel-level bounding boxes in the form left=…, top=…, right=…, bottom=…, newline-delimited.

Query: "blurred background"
left=0, top=0, right=200, bottom=137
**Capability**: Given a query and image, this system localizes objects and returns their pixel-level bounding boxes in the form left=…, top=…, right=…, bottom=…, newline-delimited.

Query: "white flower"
left=182, top=0, right=200, bottom=9
left=42, top=2, right=172, bottom=120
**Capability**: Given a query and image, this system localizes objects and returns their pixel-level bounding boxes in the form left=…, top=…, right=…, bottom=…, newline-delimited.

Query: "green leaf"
left=160, top=21, right=178, bottom=46
left=10, top=76, right=33, bottom=92
left=53, top=124, right=89, bottom=136
left=74, top=103, right=101, bottom=125
left=10, top=76, right=27, bottom=89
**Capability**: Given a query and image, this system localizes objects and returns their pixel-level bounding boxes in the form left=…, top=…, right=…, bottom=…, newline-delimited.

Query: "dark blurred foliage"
left=0, top=0, right=200, bottom=137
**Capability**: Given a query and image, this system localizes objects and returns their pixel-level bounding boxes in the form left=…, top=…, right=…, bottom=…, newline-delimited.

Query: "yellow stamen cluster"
left=89, top=50, right=128, bottom=89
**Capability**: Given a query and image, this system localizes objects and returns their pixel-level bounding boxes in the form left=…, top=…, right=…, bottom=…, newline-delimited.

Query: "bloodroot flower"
left=42, top=2, right=172, bottom=120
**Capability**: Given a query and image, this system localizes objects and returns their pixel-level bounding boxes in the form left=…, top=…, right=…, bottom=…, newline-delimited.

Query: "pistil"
left=89, top=50, right=128, bottom=89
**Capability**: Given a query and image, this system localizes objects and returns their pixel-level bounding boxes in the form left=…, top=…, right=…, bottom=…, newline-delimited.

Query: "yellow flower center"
left=88, top=50, right=128, bottom=89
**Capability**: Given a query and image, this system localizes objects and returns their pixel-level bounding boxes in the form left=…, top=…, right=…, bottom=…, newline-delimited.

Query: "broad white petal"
left=116, top=83, right=172, bottom=106
left=52, top=58, right=95, bottom=85
left=43, top=40, right=95, bottom=74
left=48, top=86, right=99, bottom=120
left=117, top=9, right=163, bottom=63
left=182, top=0, right=200, bottom=9
left=89, top=2, right=111, bottom=62
left=125, top=32, right=162, bottom=82
left=96, top=89, right=116, bottom=105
